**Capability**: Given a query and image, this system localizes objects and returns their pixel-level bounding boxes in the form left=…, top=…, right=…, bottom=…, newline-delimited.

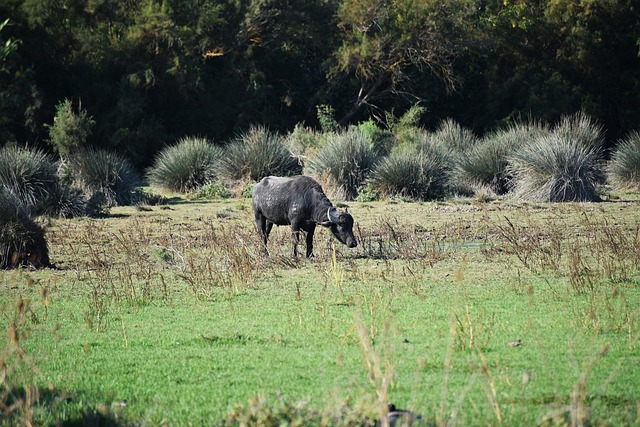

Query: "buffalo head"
left=323, top=207, right=357, bottom=248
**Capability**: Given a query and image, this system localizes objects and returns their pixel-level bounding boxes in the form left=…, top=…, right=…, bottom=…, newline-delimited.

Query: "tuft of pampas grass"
left=507, top=134, right=604, bottom=202
left=368, top=138, right=449, bottom=201
left=507, top=113, right=605, bottom=202
left=306, top=128, right=378, bottom=200
left=454, top=120, right=549, bottom=195
left=147, top=136, right=222, bottom=193
left=609, top=131, right=640, bottom=190
left=66, top=147, right=141, bottom=207
left=431, top=118, right=478, bottom=154
left=220, top=125, right=301, bottom=182
left=0, top=145, right=59, bottom=214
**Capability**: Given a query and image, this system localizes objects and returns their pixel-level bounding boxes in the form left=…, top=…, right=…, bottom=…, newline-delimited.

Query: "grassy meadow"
left=2, top=194, right=640, bottom=426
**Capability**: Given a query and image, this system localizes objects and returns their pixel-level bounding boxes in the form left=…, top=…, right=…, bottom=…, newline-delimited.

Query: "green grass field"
left=2, top=195, right=640, bottom=426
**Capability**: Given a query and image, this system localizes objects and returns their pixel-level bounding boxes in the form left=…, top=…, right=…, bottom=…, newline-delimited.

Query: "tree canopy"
left=0, top=0, right=638, bottom=167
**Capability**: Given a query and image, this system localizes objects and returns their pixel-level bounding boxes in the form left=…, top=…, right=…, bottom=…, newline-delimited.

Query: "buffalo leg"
left=291, top=228, right=301, bottom=257
left=305, top=224, right=316, bottom=258
left=255, top=212, right=269, bottom=254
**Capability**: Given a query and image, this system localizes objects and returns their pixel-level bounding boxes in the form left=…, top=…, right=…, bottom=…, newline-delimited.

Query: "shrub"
left=0, top=145, right=59, bottom=214
left=220, top=125, right=301, bottom=182
left=147, top=136, right=222, bottom=193
left=368, top=139, right=449, bottom=200
left=39, top=183, right=86, bottom=218
left=355, top=120, right=394, bottom=156
left=306, top=128, right=379, bottom=200
left=45, top=98, right=95, bottom=157
left=553, top=111, right=605, bottom=149
left=0, top=189, right=51, bottom=269
left=507, top=133, right=604, bottom=202
left=609, top=131, right=640, bottom=190
left=454, top=137, right=512, bottom=195
left=316, top=104, right=339, bottom=132
left=356, top=183, right=380, bottom=202
left=284, top=124, right=324, bottom=165
left=431, top=118, right=478, bottom=154
left=454, top=120, right=549, bottom=195
left=66, top=148, right=141, bottom=208
left=195, top=182, right=232, bottom=199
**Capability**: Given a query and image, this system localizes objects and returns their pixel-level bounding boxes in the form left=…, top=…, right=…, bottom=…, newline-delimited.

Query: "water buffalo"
left=252, top=175, right=357, bottom=257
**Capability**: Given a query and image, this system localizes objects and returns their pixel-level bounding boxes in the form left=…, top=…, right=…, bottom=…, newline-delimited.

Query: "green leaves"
left=333, top=0, right=476, bottom=123
left=46, top=99, right=95, bottom=157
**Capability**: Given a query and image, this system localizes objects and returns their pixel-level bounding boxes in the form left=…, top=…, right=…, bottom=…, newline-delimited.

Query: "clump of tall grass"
left=147, top=136, right=222, bottom=193
left=432, top=118, right=478, bottom=154
left=39, top=183, right=86, bottom=218
left=0, top=190, right=51, bottom=268
left=368, top=138, right=449, bottom=200
left=454, top=137, right=511, bottom=196
left=508, top=134, right=604, bottom=202
left=608, top=131, right=640, bottom=190
left=0, top=145, right=58, bottom=214
left=64, top=147, right=141, bottom=208
left=220, top=125, right=301, bottom=182
left=553, top=111, right=605, bottom=149
left=454, top=120, right=549, bottom=195
left=306, top=128, right=379, bottom=200
left=507, top=114, right=605, bottom=202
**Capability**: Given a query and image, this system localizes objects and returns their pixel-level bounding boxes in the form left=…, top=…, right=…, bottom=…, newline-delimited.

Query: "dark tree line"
left=1, top=0, right=638, bottom=168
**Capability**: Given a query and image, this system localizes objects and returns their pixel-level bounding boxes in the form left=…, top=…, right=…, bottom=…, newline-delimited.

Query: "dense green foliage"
left=0, top=0, right=638, bottom=168
left=45, top=99, right=95, bottom=157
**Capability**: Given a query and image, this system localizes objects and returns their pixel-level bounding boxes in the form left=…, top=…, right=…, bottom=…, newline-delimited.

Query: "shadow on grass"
left=2, top=386, right=133, bottom=427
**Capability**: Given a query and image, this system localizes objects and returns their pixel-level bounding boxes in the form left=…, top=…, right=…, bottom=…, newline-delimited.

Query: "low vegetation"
left=146, top=136, right=222, bottom=193
left=0, top=190, right=50, bottom=269
left=305, top=128, right=379, bottom=200
left=220, top=125, right=302, bottom=183
left=1, top=192, right=639, bottom=425
left=0, top=145, right=59, bottom=214
left=609, top=131, right=640, bottom=190
left=1, top=110, right=640, bottom=424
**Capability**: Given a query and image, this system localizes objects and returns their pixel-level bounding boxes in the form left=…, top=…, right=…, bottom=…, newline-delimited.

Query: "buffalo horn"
left=327, top=207, right=341, bottom=223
